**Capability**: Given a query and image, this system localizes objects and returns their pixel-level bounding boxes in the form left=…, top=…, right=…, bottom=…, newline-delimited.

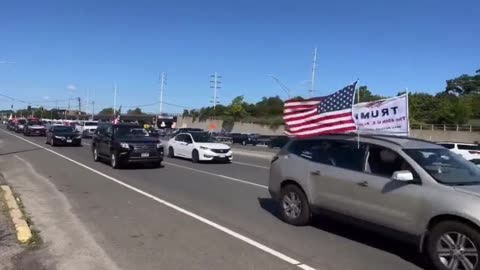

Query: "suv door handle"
left=310, top=170, right=321, bottom=176
left=357, top=181, right=369, bottom=187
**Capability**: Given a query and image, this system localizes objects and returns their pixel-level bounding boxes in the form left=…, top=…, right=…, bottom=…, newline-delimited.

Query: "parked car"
left=256, top=135, right=272, bottom=146
left=437, top=141, right=480, bottom=162
left=91, top=123, right=163, bottom=169
left=7, top=120, right=15, bottom=131
left=268, top=135, right=290, bottom=149
left=167, top=131, right=232, bottom=163
left=230, top=133, right=258, bottom=146
left=269, top=134, right=480, bottom=270
left=23, top=118, right=46, bottom=136
left=14, top=119, right=27, bottom=133
left=46, top=125, right=82, bottom=146
left=76, top=121, right=98, bottom=138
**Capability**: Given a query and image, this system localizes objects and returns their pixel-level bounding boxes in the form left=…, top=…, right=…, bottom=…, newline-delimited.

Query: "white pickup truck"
left=76, top=121, right=98, bottom=138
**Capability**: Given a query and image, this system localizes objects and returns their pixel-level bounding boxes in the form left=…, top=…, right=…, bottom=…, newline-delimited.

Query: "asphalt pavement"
left=0, top=126, right=429, bottom=270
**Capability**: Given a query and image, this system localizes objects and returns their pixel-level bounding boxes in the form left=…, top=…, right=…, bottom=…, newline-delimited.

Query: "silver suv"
left=269, top=134, right=480, bottom=270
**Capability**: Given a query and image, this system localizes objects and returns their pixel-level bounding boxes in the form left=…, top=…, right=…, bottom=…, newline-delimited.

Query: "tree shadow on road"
left=257, top=197, right=432, bottom=270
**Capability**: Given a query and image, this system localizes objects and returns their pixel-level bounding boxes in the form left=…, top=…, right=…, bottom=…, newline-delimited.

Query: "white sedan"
left=167, top=132, right=232, bottom=163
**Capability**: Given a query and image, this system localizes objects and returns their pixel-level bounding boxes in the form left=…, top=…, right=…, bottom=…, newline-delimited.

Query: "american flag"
left=283, top=83, right=357, bottom=137
left=112, top=115, right=120, bottom=124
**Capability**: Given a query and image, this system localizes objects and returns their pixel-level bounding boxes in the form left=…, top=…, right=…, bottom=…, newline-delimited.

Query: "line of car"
left=4, top=120, right=235, bottom=169
left=5, top=119, right=480, bottom=269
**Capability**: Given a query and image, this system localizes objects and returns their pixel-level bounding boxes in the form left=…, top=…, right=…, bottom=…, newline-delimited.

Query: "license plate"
left=67, top=139, right=72, bottom=143
left=35, top=131, right=39, bottom=133
left=141, top=153, right=150, bottom=158
left=219, top=155, right=226, bottom=158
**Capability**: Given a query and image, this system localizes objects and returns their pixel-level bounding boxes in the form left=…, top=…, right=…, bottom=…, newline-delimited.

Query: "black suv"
left=92, top=123, right=163, bottom=169
left=230, top=133, right=258, bottom=146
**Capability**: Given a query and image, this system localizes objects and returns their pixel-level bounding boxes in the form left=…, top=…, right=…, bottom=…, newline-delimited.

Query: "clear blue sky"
left=1, top=0, right=478, bottom=113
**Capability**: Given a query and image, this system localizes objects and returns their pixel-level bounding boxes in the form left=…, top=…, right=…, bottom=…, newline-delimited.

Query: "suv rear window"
left=439, top=143, right=455, bottom=149
left=458, top=144, right=480, bottom=151
left=312, top=140, right=366, bottom=171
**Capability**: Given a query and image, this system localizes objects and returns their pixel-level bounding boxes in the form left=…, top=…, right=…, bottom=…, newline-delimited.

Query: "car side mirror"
left=392, top=170, right=414, bottom=182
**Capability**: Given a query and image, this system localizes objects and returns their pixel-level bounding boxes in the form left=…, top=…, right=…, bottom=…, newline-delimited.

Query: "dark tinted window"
left=367, top=145, right=414, bottom=178
left=191, top=132, right=214, bottom=143
left=312, top=140, right=366, bottom=171
left=288, top=140, right=315, bottom=160
left=114, top=126, right=147, bottom=138
left=458, top=144, right=480, bottom=151
left=439, top=143, right=455, bottom=149
left=53, top=126, right=75, bottom=132
left=175, top=134, right=187, bottom=142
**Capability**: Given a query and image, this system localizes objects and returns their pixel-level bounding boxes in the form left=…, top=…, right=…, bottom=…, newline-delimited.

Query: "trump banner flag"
left=353, top=94, right=409, bottom=136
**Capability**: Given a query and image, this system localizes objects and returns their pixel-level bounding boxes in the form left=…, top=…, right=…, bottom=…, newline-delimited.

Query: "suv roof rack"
left=295, top=132, right=435, bottom=146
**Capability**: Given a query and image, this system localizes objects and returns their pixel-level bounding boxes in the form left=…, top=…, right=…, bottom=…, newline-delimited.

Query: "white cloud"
left=67, top=84, right=76, bottom=91
left=0, top=60, right=15, bottom=64
left=43, top=96, right=50, bottom=100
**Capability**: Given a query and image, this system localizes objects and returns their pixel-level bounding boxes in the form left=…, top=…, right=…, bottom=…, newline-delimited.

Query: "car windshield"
left=54, top=126, right=75, bottom=132
left=190, top=132, right=215, bottom=143
left=84, top=122, right=97, bottom=126
left=404, top=148, right=480, bottom=186
left=114, top=126, right=149, bottom=138
left=29, top=121, right=41, bottom=126
left=458, top=144, right=480, bottom=151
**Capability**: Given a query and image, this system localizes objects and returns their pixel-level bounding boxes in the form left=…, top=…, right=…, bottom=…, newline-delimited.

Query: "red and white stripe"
left=283, top=99, right=356, bottom=138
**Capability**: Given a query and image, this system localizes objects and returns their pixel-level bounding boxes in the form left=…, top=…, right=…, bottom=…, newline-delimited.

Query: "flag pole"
left=405, top=87, right=410, bottom=136
left=356, top=79, right=360, bottom=148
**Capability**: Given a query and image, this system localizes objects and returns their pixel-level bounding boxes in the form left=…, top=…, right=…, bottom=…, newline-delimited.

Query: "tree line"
left=182, top=68, right=480, bottom=127
left=9, top=69, right=480, bottom=127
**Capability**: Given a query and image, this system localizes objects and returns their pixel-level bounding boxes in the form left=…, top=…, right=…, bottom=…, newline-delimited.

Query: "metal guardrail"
left=410, top=124, right=480, bottom=132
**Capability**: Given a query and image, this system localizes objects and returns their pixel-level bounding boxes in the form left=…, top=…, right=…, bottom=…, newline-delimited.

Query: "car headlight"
left=120, top=142, right=130, bottom=149
left=156, top=143, right=163, bottom=148
left=199, top=146, right=210, bottom=150
left=75, top=135, right=82, bottom=139
left=54, top=136, right=65, bottom=139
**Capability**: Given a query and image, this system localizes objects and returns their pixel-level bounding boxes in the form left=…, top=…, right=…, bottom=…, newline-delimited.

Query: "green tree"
left=445, top=69, right=480, bottom=95
left=127, top=107, right=145, bottom=115
left=226, top=96, right=247, bottom=121
left=357, top=86, right=384, bottom=103
left=99, top=107, right=114, bottom=115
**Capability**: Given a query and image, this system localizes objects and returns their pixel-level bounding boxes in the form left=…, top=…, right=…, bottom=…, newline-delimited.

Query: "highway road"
left=0, top=126, right=429, bottom=270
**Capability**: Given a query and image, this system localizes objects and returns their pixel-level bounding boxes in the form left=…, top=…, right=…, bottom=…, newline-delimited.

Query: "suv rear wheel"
left=93, top=146, right=99, bottom=162
left=279, top=184, right=310, bottom=226
left=427, top=221, right=480, bottom=270
left=111, top=152, right=121, bottom=169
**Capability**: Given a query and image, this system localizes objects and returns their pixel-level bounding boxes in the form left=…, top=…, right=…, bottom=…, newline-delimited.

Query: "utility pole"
left=310, top=47, right=317, bottom=97
left=210, top=72, right=221, bottom=118
left=85, top=89, right=89, bottom=120
left=91, top=101, right=95, bottom=121
left=113, top=84, right=117, bottom=116
left=159, top=72, right=166, bottom=116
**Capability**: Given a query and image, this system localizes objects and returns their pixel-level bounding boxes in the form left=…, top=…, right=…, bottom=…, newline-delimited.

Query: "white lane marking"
left=1, top=129, right=316, bottom=270
left=164, top=161, right=268, bottom=189
left=232, top=161, right=269, bottom=170
left=298, top=264, right=317, bottom=270
left=67, top=140, right=267, bottom=186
